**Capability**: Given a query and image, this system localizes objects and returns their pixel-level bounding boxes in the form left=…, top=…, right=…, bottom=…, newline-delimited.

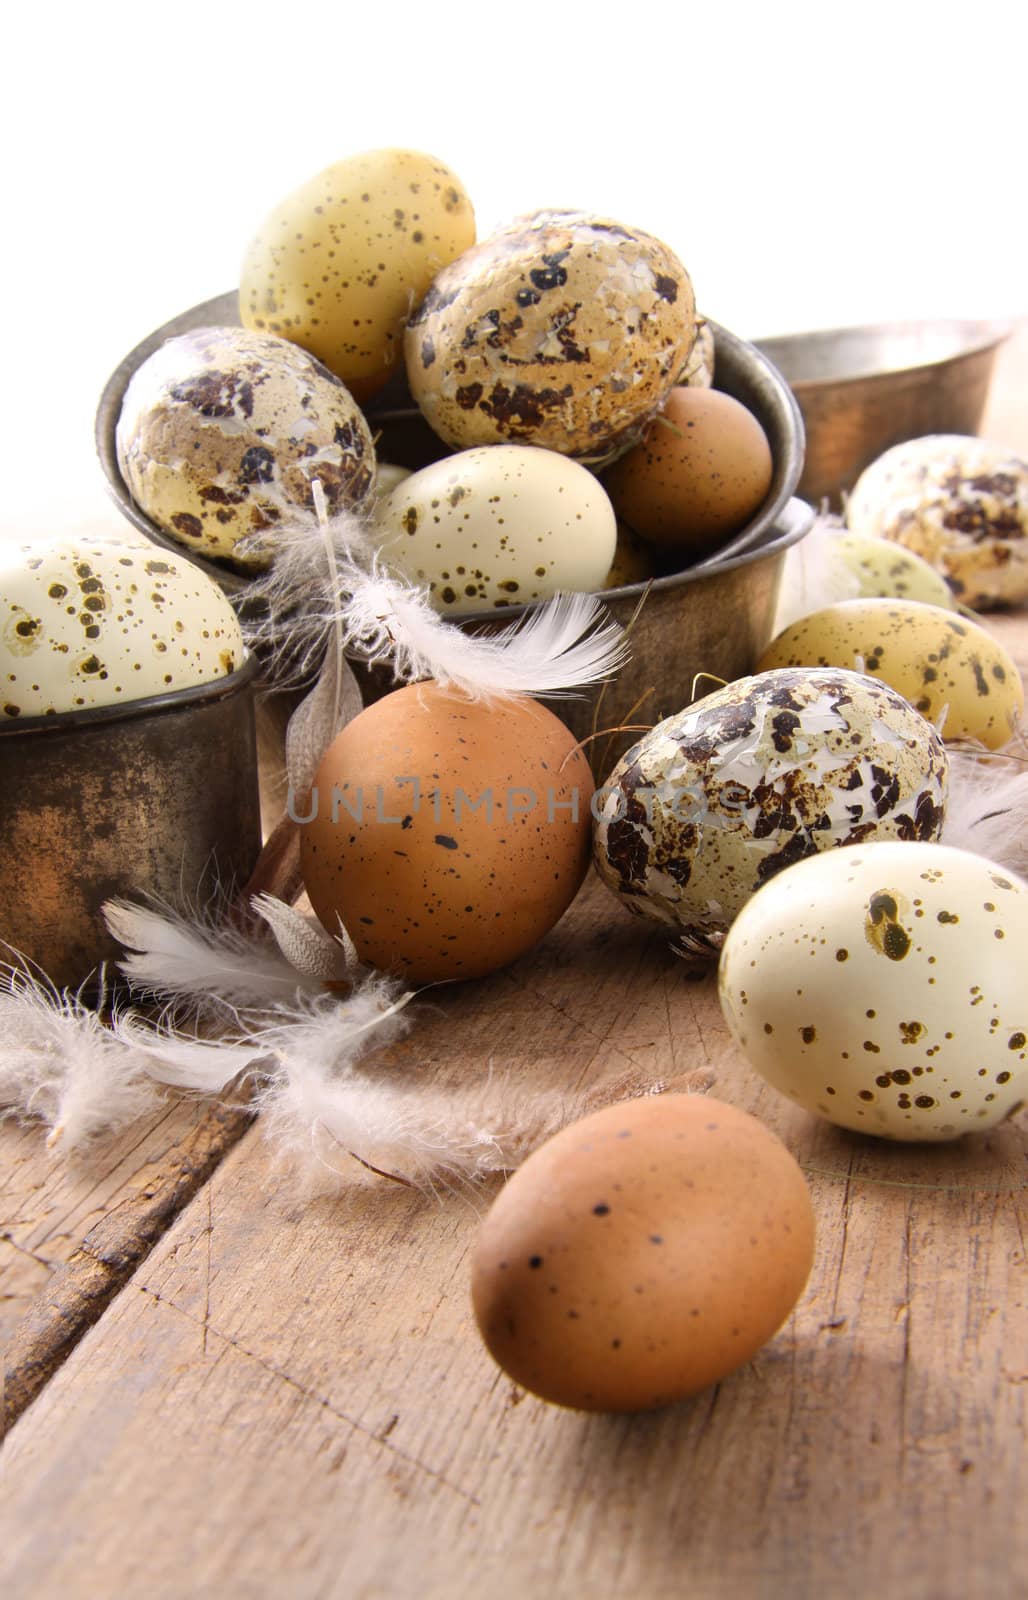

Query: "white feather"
left=772, top=510, right=861, bottom=635
left=338, top=563, right=628, bottom=699
left=0, top=959, right=160, bottom=1148
left=103, top=898, right=329, bottom=1009
left=234, top=505, right=375, bottom=683
left=943, top=748, right=1028, bottom=878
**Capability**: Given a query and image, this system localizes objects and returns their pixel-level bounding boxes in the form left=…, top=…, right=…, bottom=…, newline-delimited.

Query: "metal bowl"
left=95, top=296, right=812, bottom=775
left=755, top=319, right=1010, bottom=509
left=0, top=660, right=262, bottom=989
left=95, top=293, right=806, bottom=592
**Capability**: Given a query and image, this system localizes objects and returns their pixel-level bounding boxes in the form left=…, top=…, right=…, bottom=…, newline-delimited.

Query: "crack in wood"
left=131, top=1281, right=483, bottom=1507
left=1, top=1102, right=253, bottom=1438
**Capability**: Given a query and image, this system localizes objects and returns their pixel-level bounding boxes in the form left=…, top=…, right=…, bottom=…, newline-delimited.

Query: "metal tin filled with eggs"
left=95, top=295, right=812, bottom=773
left=0, top=659, right=262, bottom=990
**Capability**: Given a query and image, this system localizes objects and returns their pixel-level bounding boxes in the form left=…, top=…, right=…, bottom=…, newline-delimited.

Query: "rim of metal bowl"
left=0, top=652, right=259, bottom=737
left=95, top=292, right=806, bottom=599
left=754, top=317, right=1013, bottom=391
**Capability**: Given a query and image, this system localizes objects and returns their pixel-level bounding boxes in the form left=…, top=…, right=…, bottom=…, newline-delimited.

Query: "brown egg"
left=300, top=682, right=594, bottom=982
left=603, top=386, right=773, bottom=557
left=471, top=1094, right=815, bottom=1412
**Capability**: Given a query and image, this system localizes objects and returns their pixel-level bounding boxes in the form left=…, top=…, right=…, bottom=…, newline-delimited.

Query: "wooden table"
left=2, top=333, right=1027, bottom=1600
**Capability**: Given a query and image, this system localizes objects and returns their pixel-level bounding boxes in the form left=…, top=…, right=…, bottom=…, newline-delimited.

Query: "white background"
left=2, top=0, right=1024, bottom=539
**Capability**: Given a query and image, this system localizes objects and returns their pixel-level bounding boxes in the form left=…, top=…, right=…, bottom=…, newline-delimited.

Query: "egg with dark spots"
left=240, top=148, right=475, bottom=402
left=846, top=434, right=1028, bottom=610
left=0, top=534, right=244, bottom=716
left=371, top=445, right=616, bottom=616
left=757, top=598, right=1024, bottom=749
left=593, top=668, right=949, bottom=949
left=718, top=841, right=1028, bottom=1140
left=471, top=1094, right=815, bottom=1412
left=405, top=210, right=696, bottom=464
left=117, top=326, right=376, bottom=569
left=300, top=682, right=594, bottom=982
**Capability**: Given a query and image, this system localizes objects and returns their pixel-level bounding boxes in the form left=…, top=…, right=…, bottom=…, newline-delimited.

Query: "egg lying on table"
left=832, top=529, right=958, bottom=609
left=405, top=209, right=697, bottom=463
left=719, top=841, right=1028, bottom=1141
left=757, top=598, right=1024, bottom=749
left=300, top=683, right=595, bottom=982
left=372, top=445, right=617, bottom=616
left=240, top=147, right=476, bottom=402
left=1, top=534, right=244, bottom=717
left=117, top=326, right=376, bottom=568
left=593, top=668, right=949, bottom=947
left=471, top=1093, right=815, bottom=1412
left=846, top=434, right=1028, bottom=610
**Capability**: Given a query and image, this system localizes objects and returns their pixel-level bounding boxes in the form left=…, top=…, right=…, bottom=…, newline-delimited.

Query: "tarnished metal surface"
left=756, top=319, right=1010, bottom=508
left=0, top=660, right=261, bottom=988
left=95, top=296, right=805, bottom=588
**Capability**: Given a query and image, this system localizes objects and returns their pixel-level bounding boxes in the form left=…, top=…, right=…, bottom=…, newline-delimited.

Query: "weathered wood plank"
left=1, top=1099, right=252, bottom=1434
left=0, top=876, right=1024, bottom=1600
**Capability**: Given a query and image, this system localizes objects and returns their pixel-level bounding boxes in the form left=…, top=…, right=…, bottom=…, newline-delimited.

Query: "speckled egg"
left=471, top=1093, right=816, bottom=1412
left=593, top=668, right=949, bottom=948
left=718, top=841, right=1028, bottom=1141
left=240, top=148, right=475, bottom=402
left=601, top=386, right=773, bottom=555
left=846, top=435, right=1028, bottom=610
left=117, top=326, right=376, bottom=568
left=371, top=445, right=617, bottom=615
left=300, top=682, right=595, bottom=983
left=681, top=319, right=714, bottom=388
left=757, top=599, right=1024, bottom=749
left=405, top=210, right=696, bottom=464
left=0, top=534, right=244, bottom=718
left=833, top=529, right=958, bottom=609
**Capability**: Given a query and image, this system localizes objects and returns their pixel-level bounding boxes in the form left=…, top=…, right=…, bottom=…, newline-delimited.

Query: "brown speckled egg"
left=602, top=386, right=773, bottom=555
left=846, top=435, right=1028, bottom=610
left=117, top=326, right=375, bottom=569
left=405, top=210, right=696, bottom=464
left=0, top=534, right=244, bottom=717
left=240, top=148, right=475, bottom=402
left=471, top=1093, right=816, bottom=1412
left=300, top=683, right=594, bottom=982
left=593, top=668, right=949, bottom=948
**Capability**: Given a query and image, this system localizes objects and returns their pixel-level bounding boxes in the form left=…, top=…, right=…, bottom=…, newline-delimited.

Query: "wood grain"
left=1, top=1098, right=252, bottom=1434
left=0, top=874, right=1024, bottom=1600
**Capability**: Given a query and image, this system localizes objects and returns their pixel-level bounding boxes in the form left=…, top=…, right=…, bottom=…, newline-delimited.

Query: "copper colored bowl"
left=755, top=319, right=1011, bottom=509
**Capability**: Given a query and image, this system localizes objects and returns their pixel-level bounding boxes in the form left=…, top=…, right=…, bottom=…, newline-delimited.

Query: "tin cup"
left=0, top=657, right=262, bottom=990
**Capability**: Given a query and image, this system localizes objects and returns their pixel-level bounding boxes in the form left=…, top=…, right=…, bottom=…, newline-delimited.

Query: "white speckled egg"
left=405, top=210, right=696, bottom=464
left=0, top=535, right=245, bottom=718
left=718, top=841, right=1028, bottom=1141
left=846, top=435, right=1028, bottom=610
left=117, top=326, right=376, bottom=569
left=593, top=668, right=949, bottom=947
left=371, top=445, right=617, bottom=615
